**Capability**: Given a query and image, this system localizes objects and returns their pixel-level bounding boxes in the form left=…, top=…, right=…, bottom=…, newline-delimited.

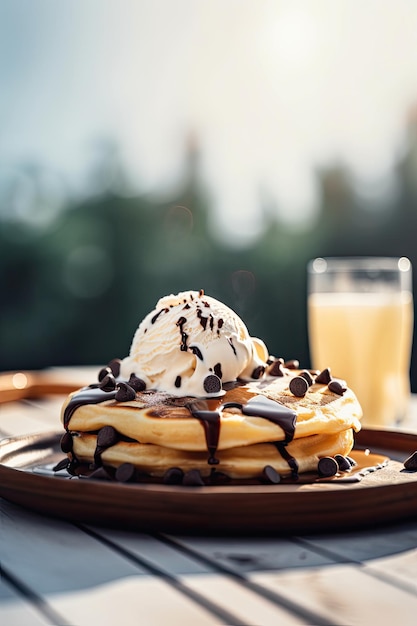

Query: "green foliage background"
left=1, top=136, right=416, bottom=392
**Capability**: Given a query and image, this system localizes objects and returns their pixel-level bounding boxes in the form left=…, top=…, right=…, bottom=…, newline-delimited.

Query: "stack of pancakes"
left=61, top=363, right=362, bottom=482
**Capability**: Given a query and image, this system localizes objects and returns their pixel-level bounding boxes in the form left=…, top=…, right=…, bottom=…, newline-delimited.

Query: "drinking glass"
left=307, top=257, right=413, bottom=427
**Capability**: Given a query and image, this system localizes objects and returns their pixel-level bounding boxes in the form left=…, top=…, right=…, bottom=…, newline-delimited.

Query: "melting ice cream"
left=120, top=289, right=269, bottom=397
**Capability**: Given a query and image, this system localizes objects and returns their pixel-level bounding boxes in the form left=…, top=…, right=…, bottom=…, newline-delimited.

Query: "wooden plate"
left=1, top=429, right=416, bottom=534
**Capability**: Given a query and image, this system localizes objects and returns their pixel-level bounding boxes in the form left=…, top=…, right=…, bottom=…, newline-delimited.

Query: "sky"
left=1, top=0, right=417, bottom=243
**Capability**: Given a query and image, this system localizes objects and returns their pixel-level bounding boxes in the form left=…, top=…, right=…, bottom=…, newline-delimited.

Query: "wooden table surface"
left=1, top=369, right=417, bottom=626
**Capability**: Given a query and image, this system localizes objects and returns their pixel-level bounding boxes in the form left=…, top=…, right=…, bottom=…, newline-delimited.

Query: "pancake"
left=72, top=429, right=354, bottom=479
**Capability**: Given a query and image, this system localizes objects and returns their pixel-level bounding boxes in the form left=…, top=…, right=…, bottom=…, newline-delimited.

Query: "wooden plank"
left=161, top=534, right=342, bottom=625
left=93, top=527, right=304, bottom=625
left=48, top=577, right=219, bottom=626
left=0, top=402, right=56, bottom=437
left=0, top=501, right=219, bottom=626
left=166, top=535, right=335, bottom=573
left=0, top=579, right=49, bottom=626
left=297, top=520, right=417, bottom=564
left=168, top=533, right=417, bottom=626
left=294, top=520, right=417, bottom=594
left=23, top=397, right=66, bottom=420
left=364, top=548, right=417, bottom=594
left=252, top=564, right=417, bottom=626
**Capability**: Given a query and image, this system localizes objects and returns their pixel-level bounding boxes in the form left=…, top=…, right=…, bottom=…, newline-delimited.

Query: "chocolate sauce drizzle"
left=187, top=394, right=298, bottom=473
left=176, top=316, right=188, bottom=351
left=64, top=381, right=299, bottom=477
left=63, top=387, right=117, bottom=429
left=151, top=308, right=168, bottom=324
left=197, top=309, right=208, bottom=330
left=227, top=337, right=237, bottom=355
left=185, top=401, right=221, bottom=465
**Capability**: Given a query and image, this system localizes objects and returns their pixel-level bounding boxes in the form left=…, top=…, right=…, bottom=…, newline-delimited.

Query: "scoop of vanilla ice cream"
left=120, top=290, right=269, bottom=397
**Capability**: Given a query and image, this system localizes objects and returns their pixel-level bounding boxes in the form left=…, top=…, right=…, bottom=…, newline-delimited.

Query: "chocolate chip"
left=163, top=467, right=184, bottom=484
left=67, top=459, right=80, bottom=475
left=115, top=382, right=136, bottom=402
left=209, top=471, right=230, bottom=485
left=115, top=463, right=136, bottom=483
left=252, top=365, right=265, bottom=380
left=99, top=374, right=117, bottom=392
left=98, top=366, right=112, bottom=382
left=60, top=431, right=73, bottom=453
left=315, top=368, right=332, bottom=384
left=268, top=358, right=285, bottom=377
left=97, top=425, right=119, bottom=448
left=318, top=456, right=338, bottom=477
left=289, top=376, right=309, bottom=397
left=88, top=466, right=112, bottom=481
left=108, top=358, right=122, bottom=378
left=284, top=359, right=299, bottom=369
left=214, top=363, right=223, bottom=379
left=404, top=451, right=417, bottom=471
left=203, top=374, right=222, bottom=394
left=128, top=374, right=146, bottom=392
left=328, top=379, right=347, bottom=395
left=228, top=337, right=237, bottom=355
left=183, top=469, right=205, bottom=486
left=175, top=376, right=181, bottom=388
left=151, top=308, right=168, bottom=324
left=53, top=458, right=70, bottom=472
left=334, top=454, right=352, bottom=472
left=262, top=465, right=281, bottom=484
left=300, top=370, right=314, bottom=386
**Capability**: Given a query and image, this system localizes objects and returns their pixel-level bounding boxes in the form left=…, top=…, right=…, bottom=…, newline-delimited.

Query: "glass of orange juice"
left=308, top=257, right=413, bottom=428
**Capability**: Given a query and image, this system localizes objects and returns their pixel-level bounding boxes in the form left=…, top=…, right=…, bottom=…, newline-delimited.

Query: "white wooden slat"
left=179, top=574, right=304, bottom=626
left=22, top=397, right=67, bottom=421
left=0, top=402, right=57, bottom=437
left=0, top=579, right=49, bottom=626
left=94, top=528, right=304, bottom=626
left=169, top=532, right=417, bottom=626
left=364, top=548, right=417, bottom=594
left=169, top=535, right=335, bottom=573
left=294, top=520, right=417, bottom=594
left=298, top=520, right=417, bottom=564
left=0, top=501, right=219, bottom=626
left=49, top=577, right=219, bottom=626
left=252, top=564, right=417, bottom=626
left=163, top=535, right=341, bottom=625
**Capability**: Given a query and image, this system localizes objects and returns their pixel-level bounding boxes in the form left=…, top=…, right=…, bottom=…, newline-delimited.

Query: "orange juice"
left=308, top=291, right=413, bottom=426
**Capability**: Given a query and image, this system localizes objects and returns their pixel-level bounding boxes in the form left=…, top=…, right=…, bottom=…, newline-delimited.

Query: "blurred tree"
left=0, top=123, right=416, bottom=391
